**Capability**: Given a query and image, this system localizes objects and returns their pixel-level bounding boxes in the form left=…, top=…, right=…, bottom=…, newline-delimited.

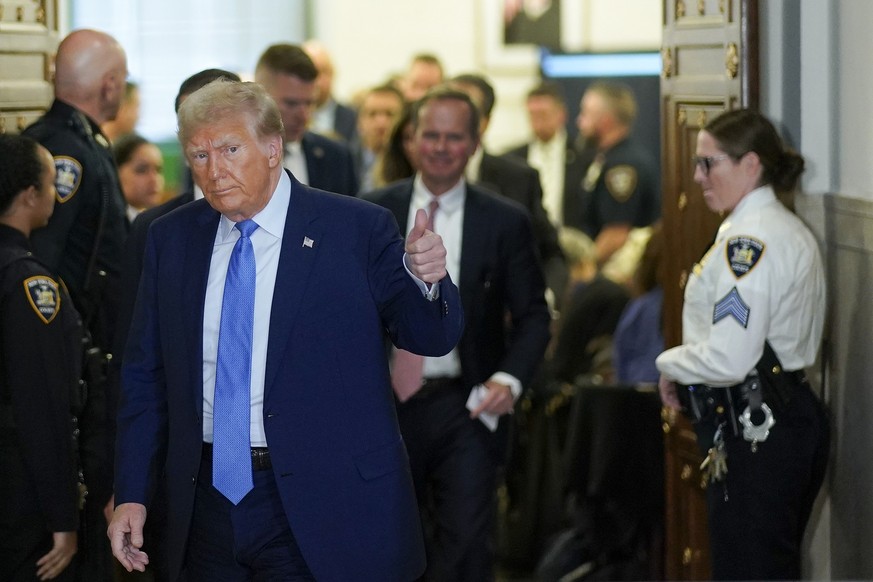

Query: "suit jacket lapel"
left=184, top=203, right=220, bottom=403
left=302, top=133, right=324, bottom=185
left=459, top=185, right=487, bottom=306
left=383, top=181, right=414, bottom=234
left=264, top=175, right=321, bottom=398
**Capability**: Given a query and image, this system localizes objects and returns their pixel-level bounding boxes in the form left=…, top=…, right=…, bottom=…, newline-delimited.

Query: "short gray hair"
left=177, top=79, right=284, bottom=147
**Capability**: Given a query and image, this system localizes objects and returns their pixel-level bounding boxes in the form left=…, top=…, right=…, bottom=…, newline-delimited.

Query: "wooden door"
left=659, top=0, right=758, bottom=579
left=0, top=0, right=58, bottom=135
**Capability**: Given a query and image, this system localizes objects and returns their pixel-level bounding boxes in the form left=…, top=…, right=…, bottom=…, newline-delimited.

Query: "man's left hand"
left=469, top=380, right=515, bottom=418
left=405, top=208, right=447, bottom=283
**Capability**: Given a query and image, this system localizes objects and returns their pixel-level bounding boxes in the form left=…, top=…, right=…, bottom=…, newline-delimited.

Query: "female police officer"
left=0, top=134, right=85, bottom=581
left=656, top=110, right=829, bottom=580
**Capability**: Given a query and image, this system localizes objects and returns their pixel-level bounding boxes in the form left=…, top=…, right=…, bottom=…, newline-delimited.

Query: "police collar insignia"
left=713, top=286, right=750, bottom=328
left=605, top=165, right=638, bottom=202
left=726, top=236, right=764, bottom=278
left=24, top=276, right=61, bottom=324
left=53, top=156, right=83, bottom=203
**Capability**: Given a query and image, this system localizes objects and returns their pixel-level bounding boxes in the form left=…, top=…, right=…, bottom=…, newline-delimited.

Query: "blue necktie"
left=213, top=219, right=259, bottom=504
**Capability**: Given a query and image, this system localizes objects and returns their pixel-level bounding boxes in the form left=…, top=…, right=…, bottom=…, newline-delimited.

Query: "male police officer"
left=23, top=28, right=129, bottom=581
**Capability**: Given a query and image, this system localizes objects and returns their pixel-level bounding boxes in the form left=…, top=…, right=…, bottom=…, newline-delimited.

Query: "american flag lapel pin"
left=303, top=236, right=314, bottom=248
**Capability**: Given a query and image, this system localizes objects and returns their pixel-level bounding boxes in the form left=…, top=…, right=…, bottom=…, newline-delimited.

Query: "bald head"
left=54, top=29, right=128, bottom=125
left=302, top=40, right=335, bottom=108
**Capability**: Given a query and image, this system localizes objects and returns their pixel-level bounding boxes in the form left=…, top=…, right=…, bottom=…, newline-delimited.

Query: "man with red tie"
left=364, top=88, right=551, bottom=582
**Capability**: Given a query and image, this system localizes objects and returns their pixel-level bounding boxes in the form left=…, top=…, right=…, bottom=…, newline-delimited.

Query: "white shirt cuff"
left=403, top=252, right=440, bottom=301
left=490, top=371, right=522, bottom=401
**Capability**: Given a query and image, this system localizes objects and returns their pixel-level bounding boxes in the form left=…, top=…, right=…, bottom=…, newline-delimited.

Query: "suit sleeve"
left=114, top=228, right=168, bottom=506
left=497, top=209, right=552, bottom=386
left=367, top=206, right=463, bottom=357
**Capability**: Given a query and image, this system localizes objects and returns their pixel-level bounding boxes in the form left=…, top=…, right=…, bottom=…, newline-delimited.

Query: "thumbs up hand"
left=405, top=208, right=447, bottom=283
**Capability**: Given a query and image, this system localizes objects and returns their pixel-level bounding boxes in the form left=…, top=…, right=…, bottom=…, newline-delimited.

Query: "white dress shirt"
left=656, top=186, right=826, bottom=386
left=528, top=128, right=567, bottom=227
left=407, top=174, right=522, bottom=398
left=202, top=170, right=291, bottom=447
left=284, top=141, right=309, bottom=186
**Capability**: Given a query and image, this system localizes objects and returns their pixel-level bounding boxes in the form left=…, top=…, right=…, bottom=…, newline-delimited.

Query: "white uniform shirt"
left=656, top=186, right=825, bottom=386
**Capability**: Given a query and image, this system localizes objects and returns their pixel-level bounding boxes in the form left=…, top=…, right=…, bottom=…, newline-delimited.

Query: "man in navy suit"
left=107, top=80, right=462, bottom=580
left=255, top=43, right=358, bottom=196
left=364, top=88, right=551, bottom=581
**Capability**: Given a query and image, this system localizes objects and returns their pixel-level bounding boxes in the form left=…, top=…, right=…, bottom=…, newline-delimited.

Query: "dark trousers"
left=397, top=381, right=501, bottom=582
left=182, top=448, right=315, bottom=581
left=696, top=385, right=830, bottom=580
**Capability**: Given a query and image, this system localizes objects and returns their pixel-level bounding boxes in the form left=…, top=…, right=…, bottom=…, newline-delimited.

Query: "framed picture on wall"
left=478, top=0, right=586, bottom=72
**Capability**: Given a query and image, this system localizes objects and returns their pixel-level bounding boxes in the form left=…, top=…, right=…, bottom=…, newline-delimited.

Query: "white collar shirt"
left=528, top=128, right=567, bottom=226
left=284, top=141, right=309, bottom=186
left=202, top=170, right=291, bottom=447
left=409, top=174, right=465, bottom=379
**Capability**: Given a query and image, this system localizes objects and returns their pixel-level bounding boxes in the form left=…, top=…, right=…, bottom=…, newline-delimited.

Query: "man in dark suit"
left=506, top=81, right=587, bottom=232
left=364, top=88, right=551, bottom=582
left=449, top=73, right=567, bottom=306
left=107, top=80, right=462, bottom=580
left=111, top=68, right=241, bottom=582
left=255, top=43, right=358, bottom=195
left=303, top=40, right=358, bottom=143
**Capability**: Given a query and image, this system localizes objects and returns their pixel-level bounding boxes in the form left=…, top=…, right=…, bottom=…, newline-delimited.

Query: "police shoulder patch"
left=605, top=165, right=638, bottom=202
left=54, top=156, right=83, bottom=203
left=23, top=276, right=61, bottom=324
left=725, top=235, right=765, bottom=278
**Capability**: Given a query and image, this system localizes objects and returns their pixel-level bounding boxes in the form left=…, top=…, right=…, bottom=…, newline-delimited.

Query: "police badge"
left=24, top=276, right=61, bottom=324
left=53, top=156, right=83, bottom=203
left=605, top=165, right=638, bottom=202
left=726, top=236, right=765, bottom=278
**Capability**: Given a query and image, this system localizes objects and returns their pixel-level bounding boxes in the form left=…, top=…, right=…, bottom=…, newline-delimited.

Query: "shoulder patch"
left=713, top=286, right=750, bottom=328
left=54, top=156, right=83, bottom=203
left=726, top=236, right=765, bottom=278
left=23, top=276, right=61, bottom=324
left=605, top=165, right=638, bottom=202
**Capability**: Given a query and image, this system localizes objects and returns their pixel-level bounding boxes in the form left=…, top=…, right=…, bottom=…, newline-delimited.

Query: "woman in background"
left=113, top=133, right=164, bottom=221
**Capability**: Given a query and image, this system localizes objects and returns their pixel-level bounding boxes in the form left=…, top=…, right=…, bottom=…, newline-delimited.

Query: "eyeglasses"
left=692, top=154, right=731, bottom=175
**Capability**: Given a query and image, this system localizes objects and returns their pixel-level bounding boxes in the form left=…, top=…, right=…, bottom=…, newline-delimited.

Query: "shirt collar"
left=412, top=173, right=466, bottom=216
left=717, top=185, right=778, bottom=237
left=217, top=170, right=291, bottom=242
left=533, top=127, right=566, bottom=152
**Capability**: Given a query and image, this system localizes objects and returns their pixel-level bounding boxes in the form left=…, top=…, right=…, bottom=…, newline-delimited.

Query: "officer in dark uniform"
left=22, top=29, right=129, bottom=581
left=576, top=82, right=659, bottom=264
left=0, top=135, right=85, bottom=581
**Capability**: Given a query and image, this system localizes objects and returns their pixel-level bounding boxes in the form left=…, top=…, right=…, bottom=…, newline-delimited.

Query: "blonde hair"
left=177, top=80, right=283, bottom=147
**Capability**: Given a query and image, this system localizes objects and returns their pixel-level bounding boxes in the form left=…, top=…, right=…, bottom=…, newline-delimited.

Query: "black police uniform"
left=580, top=137, right=659, bottom=239
left=0, top=224, right=85, bottom=582
left=23, top=99, right=128, bottom=349
left=23, top=98, right=127, bottom=582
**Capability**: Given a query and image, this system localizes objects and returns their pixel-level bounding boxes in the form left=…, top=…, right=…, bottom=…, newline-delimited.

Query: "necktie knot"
left=236, top=219, right=259, bottom=239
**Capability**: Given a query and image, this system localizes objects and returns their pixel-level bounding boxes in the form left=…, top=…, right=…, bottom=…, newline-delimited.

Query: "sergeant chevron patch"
left=713, top=286, right=750, bottom=328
